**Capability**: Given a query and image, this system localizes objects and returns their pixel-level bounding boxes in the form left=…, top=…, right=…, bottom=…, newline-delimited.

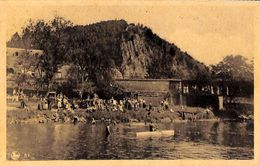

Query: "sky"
left=5, top=1, right=255, bottom=65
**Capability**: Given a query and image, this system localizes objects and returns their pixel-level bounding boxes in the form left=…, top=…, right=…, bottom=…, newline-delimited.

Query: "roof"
left=115, top=78, right=182, bottom=82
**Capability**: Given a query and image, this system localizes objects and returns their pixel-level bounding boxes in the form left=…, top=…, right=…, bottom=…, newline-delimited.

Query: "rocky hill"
left=7, top=19, right=210, bottom=80
left=119, top=23, right=209, bottom=79
left=69, top=20, right=210, bottom=80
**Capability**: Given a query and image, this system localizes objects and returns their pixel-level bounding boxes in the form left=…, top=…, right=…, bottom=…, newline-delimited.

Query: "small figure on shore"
left=20, top=96, right=26, bottom=109
left=92, top=118, right=96, bottom=125
left=149, top=122, right=157, bottom=132
left=43, top=98, right=48, bottom=110
left=182, top=112, right=185, bottom=120
left=73, top=115, right=79, bottom=124
left=206, top=106, right=212, bottom=114
left=47, top=98, right=51, bottom=110
left=21, top=100, right=26, bottom=109
left=57, top=94, right=62, bottom=109
left=12, top=89, right=16, bottom=96
left=148, top=103, right=152, bottom=111
left=105, top=124, right=111, bottom=137
left=23, top=153, right=30, bottom=159
left=145, top=106, right=152, bottom=125
left=143, top=100, right=147, bottom=108
left=164, top=100, right=169, bottom=110
left=24, top=104, right=29, bottom=112
left=38, top=97, right=44, bottom=111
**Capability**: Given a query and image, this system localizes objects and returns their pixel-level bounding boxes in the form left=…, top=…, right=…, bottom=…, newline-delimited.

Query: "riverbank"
left=7, top=100, right=254, bottom=124
left=7, top=101, right=218, bottom=124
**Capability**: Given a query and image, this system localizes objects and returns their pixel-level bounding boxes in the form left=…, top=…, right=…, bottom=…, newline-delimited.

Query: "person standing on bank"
left=47, top=98, right=51, bottom=110
left=105, top=123, right=111, bottom=137
left=20, top=94, right=26, bottom=109
left=149, top=122, right=158, bottom=132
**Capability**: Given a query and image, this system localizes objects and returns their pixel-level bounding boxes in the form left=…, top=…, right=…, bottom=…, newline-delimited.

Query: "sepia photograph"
left=1, top=0, right=258, bottom=163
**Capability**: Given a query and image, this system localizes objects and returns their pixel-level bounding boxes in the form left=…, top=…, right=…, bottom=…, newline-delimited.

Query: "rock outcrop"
left=120, top=33, right=151, bottom=78
left=117, top=23, right=210, bottom=80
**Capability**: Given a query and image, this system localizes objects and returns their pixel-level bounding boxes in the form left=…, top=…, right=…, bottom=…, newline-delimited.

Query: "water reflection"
left=7, top=120, right=254, bottom=160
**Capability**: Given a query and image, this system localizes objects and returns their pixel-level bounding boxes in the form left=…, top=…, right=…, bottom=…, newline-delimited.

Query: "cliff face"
left=117, top=23, right=210, bottom=80
left=120, top=33, right=151, bottom=78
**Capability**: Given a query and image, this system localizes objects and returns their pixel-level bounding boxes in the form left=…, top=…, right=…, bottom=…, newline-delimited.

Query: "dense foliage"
left=7, top=17, right=253, bottom=97
left=65, top=20, right=128, bottom=86
left=210, top=55, right=254, bottom=97
left=19, top=17, right=73, bottom=89
left=211, top=55, right=253, bottom=82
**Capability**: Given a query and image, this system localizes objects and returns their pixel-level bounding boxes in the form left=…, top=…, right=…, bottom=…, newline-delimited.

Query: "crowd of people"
left=75, top=94, right=171, bottom=113
left=8, top=89, right=172, bottom=114
left=34, top=92, right=173, bottom=115
left=80, top=95, right=149, bottom=113
left=37, top=93, right=79, bottom=111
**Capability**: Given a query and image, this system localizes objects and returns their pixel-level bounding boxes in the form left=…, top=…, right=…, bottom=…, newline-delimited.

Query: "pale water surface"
left=7, top=121, right=254, bottom=160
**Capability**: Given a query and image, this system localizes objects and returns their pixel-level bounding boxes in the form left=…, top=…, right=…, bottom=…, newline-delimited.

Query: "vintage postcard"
left=0, top=0, right=259, bottom=165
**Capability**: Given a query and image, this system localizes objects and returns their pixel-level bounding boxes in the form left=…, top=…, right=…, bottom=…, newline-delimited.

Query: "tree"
left=66, top=27, right=92, bottom=83
left=68, top=48, right=90, bottom=83
left=35, top=53, right=57, bottom=90
left=21, top=16, right=73, bottom=90
left=66, top=24, right=123, bottom=91
left=211, top=55, right=253, bottom=97
left=211, top=55, right=253, bottom=82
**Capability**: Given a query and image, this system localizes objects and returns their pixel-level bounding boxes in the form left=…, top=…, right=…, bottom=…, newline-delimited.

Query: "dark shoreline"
left=7, top=102, right=253, bottom=125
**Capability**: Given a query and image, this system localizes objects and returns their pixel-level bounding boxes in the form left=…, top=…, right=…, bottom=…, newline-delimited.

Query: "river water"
left=7, top=120, right=254, bottom=160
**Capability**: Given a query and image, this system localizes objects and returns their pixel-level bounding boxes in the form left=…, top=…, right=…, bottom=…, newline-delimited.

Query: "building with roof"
left=116, top=78, right=182, bottom=105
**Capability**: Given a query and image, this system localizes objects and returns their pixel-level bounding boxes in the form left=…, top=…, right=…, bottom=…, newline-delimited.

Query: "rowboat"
left=136, top=130, right=174, bottom=138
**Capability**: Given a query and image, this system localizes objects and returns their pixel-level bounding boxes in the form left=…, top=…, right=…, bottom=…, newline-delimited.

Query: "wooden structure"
left=115, top=79, right=249, bottom=110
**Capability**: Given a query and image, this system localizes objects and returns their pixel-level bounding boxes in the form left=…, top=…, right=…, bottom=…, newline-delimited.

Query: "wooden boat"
left=136, top=130, right=174, bottom=138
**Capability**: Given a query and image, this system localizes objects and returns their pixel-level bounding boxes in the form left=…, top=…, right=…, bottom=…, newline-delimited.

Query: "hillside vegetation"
left=7, top=18, right=210, bottom=85
left=8, top=18, right=253, bottom=98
